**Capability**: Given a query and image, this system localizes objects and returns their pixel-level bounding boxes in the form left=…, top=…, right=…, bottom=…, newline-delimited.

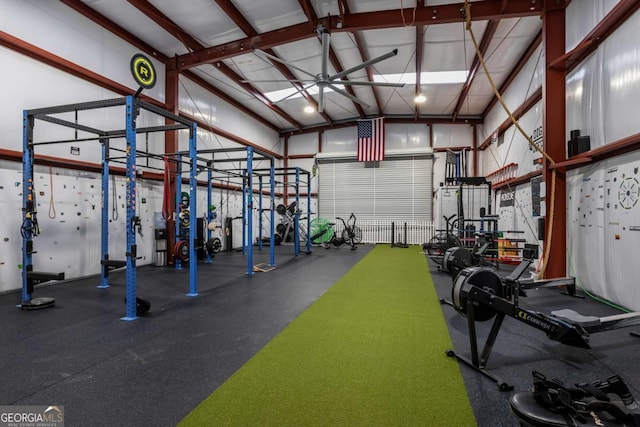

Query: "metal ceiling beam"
left=452, top=20, right=499, bottom=121
left=482, top=30, right=541, bottom=118
left=478, top=87, right=541, bottom=149
left=126, top=0, right=202, bottom=49
left=298, top=0, right=364, bottom=118
left=215, top=0, right=333, bottom=126
left=59, top=0, right=279, bottom=132
left=283, top=115, right=483, bottom=137
left=339, top=0, right=384, bottom=115
left=548, top=0, right=640, bottom=72
left=60, top=0, right=168, bottom=62
left=0, top=30, right=158, bottom=103
left=181, top=68, right=280, bottom=132
left=126, top=0, right=302, bottom=130
left=342, top=0, right=542, bottom=30
left=175, top=0, right=542, bottom=70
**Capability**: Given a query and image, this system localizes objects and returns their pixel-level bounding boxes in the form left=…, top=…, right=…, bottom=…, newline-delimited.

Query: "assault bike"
left=309, top=213, right=362, bottom=250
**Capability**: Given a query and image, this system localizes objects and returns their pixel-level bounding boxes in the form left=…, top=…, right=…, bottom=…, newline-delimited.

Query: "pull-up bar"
left=22, top=95, right=199, bottom=321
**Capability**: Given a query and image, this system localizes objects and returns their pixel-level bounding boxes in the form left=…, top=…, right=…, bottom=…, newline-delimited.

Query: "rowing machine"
left=446, top=266, right=590, bottom=390
left=445, top=262, right=640, bottom=390
left=444, top=257, right=640, bottom=390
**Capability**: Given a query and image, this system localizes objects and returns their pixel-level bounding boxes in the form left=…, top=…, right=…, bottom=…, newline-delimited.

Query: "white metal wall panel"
left=287, top=133, right=318, bottom=155
left=322, top=127, right=359, bottom=153
left=566, top=10, right=640, bottom=151
left=481, top=102, right=543, bottom=178
left=178, top=77, right=280, bottom=152
left=566, top=0, right=619, bottom=52
left=385, top=123, right=430, bottom=150
left=566, top=149, right=640, bottom=311
left=432, top=124, right=474, bottom=148
left=482, top=45, right=544, bottom=141
left=1, top=0, right=166, bottom=102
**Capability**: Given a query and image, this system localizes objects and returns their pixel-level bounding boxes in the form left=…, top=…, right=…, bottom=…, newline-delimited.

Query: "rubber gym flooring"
left=0, top=245, right=371, bottom=426
left=429, top=257, right=640, bottom=426
left=2, top=246, right=639, bottom=426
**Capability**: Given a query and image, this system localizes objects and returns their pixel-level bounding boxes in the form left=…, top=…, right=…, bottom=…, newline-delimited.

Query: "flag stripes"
left=357, top=117, right=385, bottom=162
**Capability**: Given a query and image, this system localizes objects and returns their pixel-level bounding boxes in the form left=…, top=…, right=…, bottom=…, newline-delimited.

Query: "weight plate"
left=180, top=192, right=190, bottom=209
left=286, top=202, right=297, bottom=215
left=179, top=210, right=190, bottom=228
left=174, top=240, right=189, bottom=262
left=205, top=237, right=222, bottom=255
left=124, top=297, right=151, bottom=315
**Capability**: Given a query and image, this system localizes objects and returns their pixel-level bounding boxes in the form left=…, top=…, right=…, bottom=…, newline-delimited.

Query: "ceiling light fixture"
left=414, top=93, right=426, bottom=103
left=304, top=104, right=315, bottom=113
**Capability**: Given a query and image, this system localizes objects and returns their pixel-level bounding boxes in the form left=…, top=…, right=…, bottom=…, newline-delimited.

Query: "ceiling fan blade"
left=328, top=84, right=371, bottom=108
left=254, top=49, right=317, bottom=79
left=317, top=86, right=325, bottom=113
left=274, top=82, right=316, bottom=104
left=239, top=79, right=314, bottom=83
left=330, top=49, right=399, bottom=81
left=331, top=80, right=405, bottom=87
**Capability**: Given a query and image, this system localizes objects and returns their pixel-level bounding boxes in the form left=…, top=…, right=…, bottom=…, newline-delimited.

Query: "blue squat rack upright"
left=254, top=167, right=312, bottom=257
left=195, top=147, right=277, bottom=276
left=21, top=95, right=198, bottom=320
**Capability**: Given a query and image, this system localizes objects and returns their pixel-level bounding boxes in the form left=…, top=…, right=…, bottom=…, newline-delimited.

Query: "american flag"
left=357, top=117, right=385, bottom=162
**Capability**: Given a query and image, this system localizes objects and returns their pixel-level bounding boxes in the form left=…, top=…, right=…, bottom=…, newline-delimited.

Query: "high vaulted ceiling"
left=62, top=0, right=545, bottom=134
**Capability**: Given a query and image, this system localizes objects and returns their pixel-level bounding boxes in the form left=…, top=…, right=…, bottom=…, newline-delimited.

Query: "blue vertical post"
left=175, top=156, right=183, bottom=271
left=205, top=161, right=212, bottom=264
left=122, top=96, right=138, bottom=321
left=241, top=169, right=246, bottom=255
left=21, top=111, right=34, bottom=304
left=258, top=175, right=263, bottom=251
left=187, top=123, right=198, bottom=296
left=98, top=138, right=110, bottom=288
left=269, top=159, right=275, bottom=266
left=294, top=167, right=300, bottom=256
left=246, top=147, right=254, bottom=275
left=306, top=171, right=312, bottom=254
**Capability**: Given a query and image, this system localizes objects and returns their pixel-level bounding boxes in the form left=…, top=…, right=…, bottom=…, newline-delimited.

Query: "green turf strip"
left=180, top=245, right=476, bottom=426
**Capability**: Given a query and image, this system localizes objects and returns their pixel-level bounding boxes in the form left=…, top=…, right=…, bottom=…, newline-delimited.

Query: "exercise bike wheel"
left=426, top=232, right=461, bottom=256
left=342, top=225, right=362, bottom=244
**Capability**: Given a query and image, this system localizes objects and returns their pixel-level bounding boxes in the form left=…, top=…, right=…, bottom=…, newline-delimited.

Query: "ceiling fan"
left=243, top=25, right=405, bottom=113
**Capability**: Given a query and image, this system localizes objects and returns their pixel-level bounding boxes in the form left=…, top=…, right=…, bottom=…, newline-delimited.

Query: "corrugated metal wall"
left=317, top=154, right=433, bottom=223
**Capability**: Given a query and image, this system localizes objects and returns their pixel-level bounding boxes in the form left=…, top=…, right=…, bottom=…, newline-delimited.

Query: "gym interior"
left=1, top=1, right=640, bottom=426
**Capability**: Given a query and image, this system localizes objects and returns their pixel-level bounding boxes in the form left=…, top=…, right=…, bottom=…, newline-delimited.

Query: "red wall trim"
left=478, top=87, right=542, bottom=150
